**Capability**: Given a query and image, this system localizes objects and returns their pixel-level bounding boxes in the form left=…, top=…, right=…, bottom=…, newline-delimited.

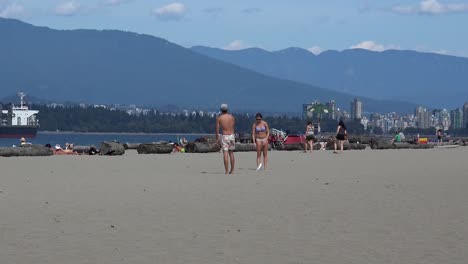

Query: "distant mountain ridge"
left=191, top=46, right=468, bottom=109
left=0, top=18, right=417, bottom=113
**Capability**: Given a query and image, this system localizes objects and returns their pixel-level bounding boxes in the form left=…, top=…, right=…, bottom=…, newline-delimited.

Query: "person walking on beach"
left=436, top=129, right=443, bottom=146
left=216, top=104, right=236, bottom=174
left=334, top=120, right=347, bottom=154
left=304, top=121, right=315, bottom=153
left=252, top=113, right=270, bottom=171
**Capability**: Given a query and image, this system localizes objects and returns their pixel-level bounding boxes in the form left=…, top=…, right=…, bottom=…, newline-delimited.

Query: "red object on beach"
left=283, top=135, right=305, bottom=145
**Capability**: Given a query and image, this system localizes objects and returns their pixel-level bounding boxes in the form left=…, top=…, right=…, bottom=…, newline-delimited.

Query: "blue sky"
left=1, top=0, right=468, bottom=56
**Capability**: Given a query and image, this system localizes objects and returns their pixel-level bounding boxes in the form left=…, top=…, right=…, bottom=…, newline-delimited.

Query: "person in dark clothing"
left=334, top=120, right=347, bottom=154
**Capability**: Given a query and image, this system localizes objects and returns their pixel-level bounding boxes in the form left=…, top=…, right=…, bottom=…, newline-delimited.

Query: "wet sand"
left=1, top=148, right=467, bottom=264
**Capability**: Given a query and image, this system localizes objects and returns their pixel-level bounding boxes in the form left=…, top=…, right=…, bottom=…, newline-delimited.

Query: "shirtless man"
left=216, top=104, right=236, bottom=174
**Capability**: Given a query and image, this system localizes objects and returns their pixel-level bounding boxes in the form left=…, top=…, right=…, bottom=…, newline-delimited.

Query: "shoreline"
left=38, top=131, right=213, bottom=136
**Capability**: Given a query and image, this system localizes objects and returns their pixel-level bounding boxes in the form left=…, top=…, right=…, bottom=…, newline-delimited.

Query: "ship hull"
left=0, top=126, right=38, bottom=138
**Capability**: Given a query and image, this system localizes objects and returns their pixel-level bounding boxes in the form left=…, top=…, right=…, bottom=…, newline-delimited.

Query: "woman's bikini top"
left=255, top=125, right=267, bottom=133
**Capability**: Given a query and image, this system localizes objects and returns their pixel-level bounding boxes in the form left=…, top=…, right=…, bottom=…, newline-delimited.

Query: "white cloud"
left=0, top=3, right=26, bottom=19
left=420, top=0, right=445, bottom=14
left=55, top=1, right=81, bottom=16
left=392, top=0, right=468, bottom=15
left=308, top=46, right=323, bottom=55
left=152, top=3, right=186, bottom=21
left=223, top=40, right=250, bottom=51
left=350, top=41, right=399, bottom=52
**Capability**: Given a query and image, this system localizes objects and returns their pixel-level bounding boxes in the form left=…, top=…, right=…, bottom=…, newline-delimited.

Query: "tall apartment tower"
left=463, top=102, right=468, bottom=128
left=450, top=108, right=463, bottom=130
left=350, top=98, right=362, bottom=120
left=415, top=106, right=430, bottom=129
left=326, top=100, right=337, bottom=120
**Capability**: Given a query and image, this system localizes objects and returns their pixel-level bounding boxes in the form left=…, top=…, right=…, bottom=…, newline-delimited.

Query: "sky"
left=1, top=0, right=468, bottom=57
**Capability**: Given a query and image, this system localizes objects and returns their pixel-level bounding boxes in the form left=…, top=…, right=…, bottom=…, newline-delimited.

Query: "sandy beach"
left=1, top=148, right=467, bottom=264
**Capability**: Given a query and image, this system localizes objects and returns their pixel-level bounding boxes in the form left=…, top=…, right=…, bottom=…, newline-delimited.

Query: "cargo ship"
left=0, top=92, right=39, bottom=138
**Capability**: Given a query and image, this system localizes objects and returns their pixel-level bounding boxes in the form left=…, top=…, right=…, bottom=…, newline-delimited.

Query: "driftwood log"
left=392, top=142, right=413, bottom=149
left=370, top=141, right=393, bottom=150
left=0, top=145, right=54, bottom=157
left=137, top=143, right=173, bottom=154
left=185, top=142, right=221, bottom=153
left=412, top=144, right=435, bottom=149
left=194, top=136, right=218, bottom=144
left=370, top=141, right=435, bottom=150
left=348, top=136, right=372, bottom=144
left=100, top=142, right=125, bottom=156
left=123, top=143, right=141, bottom=150
left=234, top=143, right=272, bottom=152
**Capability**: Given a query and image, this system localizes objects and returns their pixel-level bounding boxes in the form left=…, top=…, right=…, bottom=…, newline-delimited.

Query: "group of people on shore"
left=16, top=137, right=100, bottom=155
left=303, top=120, right=348, bottom=154
left=216, top=104, right=348, bottom=174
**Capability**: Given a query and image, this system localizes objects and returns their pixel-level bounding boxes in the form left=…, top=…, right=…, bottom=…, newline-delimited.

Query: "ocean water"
left=0, top=132, right=208, bottom=147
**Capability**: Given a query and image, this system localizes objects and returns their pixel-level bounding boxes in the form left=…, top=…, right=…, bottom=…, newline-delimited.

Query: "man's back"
left=217, top=113, right=235, bottom=135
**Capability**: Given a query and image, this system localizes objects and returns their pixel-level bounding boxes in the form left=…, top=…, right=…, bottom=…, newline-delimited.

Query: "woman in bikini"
left=304, top=121, right=315, bottom=154
left=252, top=113, right=270, bottom=171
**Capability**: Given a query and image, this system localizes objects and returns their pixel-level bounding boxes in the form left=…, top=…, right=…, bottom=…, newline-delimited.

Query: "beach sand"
left=1, top=148, right=467, bottom=264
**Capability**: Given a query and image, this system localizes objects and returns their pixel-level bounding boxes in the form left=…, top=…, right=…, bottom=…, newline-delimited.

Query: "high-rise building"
left=463, top=102, right=468, bottom=128
left=415, top=106, right=430, bottom=129
left=440, top=109, right=450, bottom=130
left=450, top=108, right=463, bottom=130
left=326, top=100, right=337, bottom=120
left=350, top=98, right=362, bottom=120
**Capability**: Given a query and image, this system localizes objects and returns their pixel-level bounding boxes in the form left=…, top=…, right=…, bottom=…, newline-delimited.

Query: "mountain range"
left=191, top=46, right=468, bottom=110
left=0, top=17, right=436, bottom=114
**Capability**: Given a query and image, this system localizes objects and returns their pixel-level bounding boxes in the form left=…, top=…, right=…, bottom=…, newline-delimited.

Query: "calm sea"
left=0, top=132, right=209, bottom=147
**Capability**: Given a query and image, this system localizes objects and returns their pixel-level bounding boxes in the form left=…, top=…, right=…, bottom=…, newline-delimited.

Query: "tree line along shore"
left=34, top=105, right=468, bottom=136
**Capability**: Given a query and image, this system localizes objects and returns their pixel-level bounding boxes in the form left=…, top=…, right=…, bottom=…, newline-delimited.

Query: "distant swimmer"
left=252, top=113, right=270, bottom=171
left=216, top=104, right=236, bottom=174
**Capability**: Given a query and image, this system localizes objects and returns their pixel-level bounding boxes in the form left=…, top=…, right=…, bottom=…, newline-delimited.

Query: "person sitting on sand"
left=64, top=143, right=76, bottom=154
left=54, top=144, right=77, bottom=155
left=398, top=130, right=406, bottom=141
left=179, top=137, right=188, bottom=147
left=19, top=137, right=32, bottom=146
left=173, top=143, right=183, bottom=153
left=390, top=131, right=402, bottom=144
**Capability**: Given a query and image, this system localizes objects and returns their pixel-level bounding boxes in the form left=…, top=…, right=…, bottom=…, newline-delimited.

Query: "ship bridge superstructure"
left=1, top=92, right=39, bottom=127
